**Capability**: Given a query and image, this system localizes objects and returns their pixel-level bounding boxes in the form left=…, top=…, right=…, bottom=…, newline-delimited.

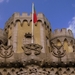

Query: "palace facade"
left=0, top=12, right=75, bottom=75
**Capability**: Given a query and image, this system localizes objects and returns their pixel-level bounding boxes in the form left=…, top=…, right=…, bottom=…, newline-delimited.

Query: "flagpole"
left=32, top=3, right=34, bottom=43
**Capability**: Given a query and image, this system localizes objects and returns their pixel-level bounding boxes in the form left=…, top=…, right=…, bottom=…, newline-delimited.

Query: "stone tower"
left=4, top=13, right=51, bottom=53
left=0, top=12, right=75, bottom=75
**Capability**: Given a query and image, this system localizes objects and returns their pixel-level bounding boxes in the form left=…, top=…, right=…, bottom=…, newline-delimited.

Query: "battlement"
left=51, top=28, right=74, bottom=39
left=4, top=12, right=51, bottom=30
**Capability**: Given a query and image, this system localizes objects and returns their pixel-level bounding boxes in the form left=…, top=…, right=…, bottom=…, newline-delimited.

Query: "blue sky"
left=0, top=0, right=75, bottom=36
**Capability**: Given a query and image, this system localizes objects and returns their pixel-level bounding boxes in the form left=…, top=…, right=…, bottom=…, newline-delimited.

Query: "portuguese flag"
left=32, top=3, right=37, bottom=23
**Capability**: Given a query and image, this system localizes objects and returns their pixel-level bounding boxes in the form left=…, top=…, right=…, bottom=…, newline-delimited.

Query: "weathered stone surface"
left=0, top=12, right=75, bottom=75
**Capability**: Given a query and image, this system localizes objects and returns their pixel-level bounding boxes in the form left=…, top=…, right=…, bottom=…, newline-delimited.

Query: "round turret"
left=50, top=28, right=75, bottom=53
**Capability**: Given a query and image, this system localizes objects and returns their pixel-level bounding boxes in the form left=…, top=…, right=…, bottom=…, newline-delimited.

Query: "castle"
left=0, top=12, right=75, bottom=75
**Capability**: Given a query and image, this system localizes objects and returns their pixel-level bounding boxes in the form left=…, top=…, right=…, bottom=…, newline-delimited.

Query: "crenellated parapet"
left=0, top=29, right=7, bottom=45
left=51, top=28, right=74, bottom=39
left=50, top=28, right=74, bottom=44
left=4, top=12, right=51, bottom=31
left=49, top=29, right=75, bottom=68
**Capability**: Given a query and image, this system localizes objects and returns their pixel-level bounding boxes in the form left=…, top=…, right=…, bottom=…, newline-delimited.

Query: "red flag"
left=33, top=6, right=37, bottom=23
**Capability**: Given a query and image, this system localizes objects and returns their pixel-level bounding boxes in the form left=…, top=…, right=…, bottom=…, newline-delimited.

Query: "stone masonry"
left=0, top=12, right=75, bottom=75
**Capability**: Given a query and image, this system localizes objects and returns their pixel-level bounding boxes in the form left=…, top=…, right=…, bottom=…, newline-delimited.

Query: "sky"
left=0, top=0, right=75, bottom=36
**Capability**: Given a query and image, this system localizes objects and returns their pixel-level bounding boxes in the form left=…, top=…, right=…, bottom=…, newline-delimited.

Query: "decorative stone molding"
left=51, top=42, right=66, bottom=59
left=22, top=43, right=42, bottom=55
left=0, top=44, right=13, bottom=59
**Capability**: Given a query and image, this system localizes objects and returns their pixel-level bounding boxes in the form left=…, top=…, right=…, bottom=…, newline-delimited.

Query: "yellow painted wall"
left=16, top=21, right=50, bottom=53
left=7, top=21, right=51, bottom=53
left=68, top=44, right=73, bottom=53
left=17, top=21, right=22, bottom=53
left=68, top=41, right=73, bottom=53
left=17, top=21, right=32, bottom=53
left=63, top=40, right=73, bottom=53
left=17, top=21, right=42, bottom=53
left=56, top=40, right=61, bottom=46
left=34, top=22, right=41, bottom=45
left=63, top=40, right=68, bottom=53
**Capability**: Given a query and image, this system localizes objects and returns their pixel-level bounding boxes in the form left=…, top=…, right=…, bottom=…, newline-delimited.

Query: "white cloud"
left=0, top=0, right=4, bottom=3
left=67, top=16, right=75, bottom=37
left=0, top=0, right=9, bottom=3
